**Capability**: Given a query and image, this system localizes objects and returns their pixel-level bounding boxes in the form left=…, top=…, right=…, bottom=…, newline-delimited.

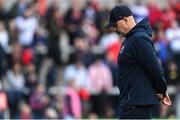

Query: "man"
left=104, top=5, right=171, bottom=119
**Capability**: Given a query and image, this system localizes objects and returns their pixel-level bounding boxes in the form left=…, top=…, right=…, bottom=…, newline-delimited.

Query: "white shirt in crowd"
left=64, top=64, right=88, bottom=89
left=0, top=30, right=9, bottom=53
left=6, top=70, right=25, bottom=91
left=166, top=24, right=180, bottom=53
left=15, top=16, right=38, bottom=46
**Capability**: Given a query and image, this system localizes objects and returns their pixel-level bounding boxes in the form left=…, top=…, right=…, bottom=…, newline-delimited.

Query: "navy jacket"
left=117, top=18, right=167, bottom=106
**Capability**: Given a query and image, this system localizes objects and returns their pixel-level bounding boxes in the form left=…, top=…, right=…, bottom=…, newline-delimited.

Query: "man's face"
left=113, top=19, right=127, bottom=36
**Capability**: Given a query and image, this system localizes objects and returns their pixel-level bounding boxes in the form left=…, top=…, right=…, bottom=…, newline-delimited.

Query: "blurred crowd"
left=0, top=0, right=180, bottom=119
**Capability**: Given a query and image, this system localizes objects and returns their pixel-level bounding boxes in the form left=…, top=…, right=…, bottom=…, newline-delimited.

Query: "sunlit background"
left=0, top=0, right=179, bottom=119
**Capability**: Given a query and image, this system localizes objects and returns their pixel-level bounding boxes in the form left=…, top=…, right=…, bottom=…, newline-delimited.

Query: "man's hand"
left=162, top=94, right=172, bottom=106
left=156, top=93, right=172, bottom=106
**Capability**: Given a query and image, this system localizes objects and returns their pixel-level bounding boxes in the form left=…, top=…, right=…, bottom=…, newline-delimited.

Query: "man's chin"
left=117, top=31, right=125, bottom=37
left=103, top=28, right=116, bottom=32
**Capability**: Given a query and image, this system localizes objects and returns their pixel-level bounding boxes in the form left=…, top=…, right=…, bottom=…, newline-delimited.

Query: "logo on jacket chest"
left=120, top=45, right=125, bottom=54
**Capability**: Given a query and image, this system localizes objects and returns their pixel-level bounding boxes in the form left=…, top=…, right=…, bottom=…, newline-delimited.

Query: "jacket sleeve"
left=132, top=36, right=167, bottom=95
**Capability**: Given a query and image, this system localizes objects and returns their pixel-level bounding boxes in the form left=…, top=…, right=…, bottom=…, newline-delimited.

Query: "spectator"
left=64, top=52, right=88, bottom=89
left=63, top=79, right=82, bottom=119
left=131, top=0, right=149, bottom=23
left=161, top=4, right=176, bottom=30
left=54, top=94, right=64, bottom=118
left=6, top=62, right=25, bottom=91
left=88, top=54, right=113, bottom=93
left=8, top=0, right=27, bottom=19
left=19, top=103, right=32, bottom=119
left=45, top=0, right=59, bottom=19
left=81, top=19, right=99, bottom=45
left=64, top=1, right=83, bottom=45
left=166, top=61, right=179, bottom=85
left=6, top=62, right=25, bottom=118
left=33, top=21, right=48, bottom=71
left=147, top=0, right=162, bottom=28
left=46, top=62, right=57, bottom=89
left=74, top=37, right=95, bottom=68
left=33, top=20, right=47, bottom=50
left=154, top=29, right=169, bottom=63
left=82, top=1, right=96, bottom=22
left=168, top=0, right=180, bottom=24
left=8, top=43, right=22, bottom=68
left=15, top=4, right=38, bottom=47
left=166, top=20, right=180, bottom=70
left=94, top=4, right=108, bottom=32
left=88, top=54, right=113, bottom=117
left=0, top=91, right=8, bottom=119
left=29, top=84, right=49, bottom=118
left=37, top=0, right=47, bottom=17
left=43, top=107, right=58, bottom=119
left=0, top=21, right=9, bottom=53
left=99, top=32, right=121, bottom=63
left=8, top=20, right=18, bottom=45
left=46, top=3, right=63, bottom=65
left=0, top=44, right=6, bottom=84
left=25, top=63, right=38, bottom=94
left=0, top=0, right=7, bottom=22
left=21, top=48, right=33, bottom=65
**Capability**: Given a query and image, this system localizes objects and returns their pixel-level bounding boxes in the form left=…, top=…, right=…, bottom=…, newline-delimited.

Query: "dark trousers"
left=119, top=105, right=154, bottom=119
